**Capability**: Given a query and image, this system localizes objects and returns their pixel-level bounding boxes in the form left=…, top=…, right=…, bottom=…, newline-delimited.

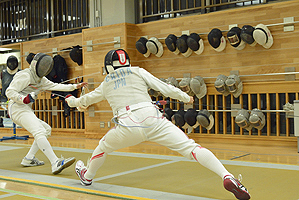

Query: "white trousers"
left=99, top=106, right=198, bottom=160
left=8, top=102, right=51, bottom=139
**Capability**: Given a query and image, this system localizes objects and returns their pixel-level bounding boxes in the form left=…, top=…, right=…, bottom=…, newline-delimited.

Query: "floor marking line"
left=0, top=175, right=154, bottom=200
left=0, top=188, right=59, bottom=200
left=94, top=160, right=178, bottom=181
left=230, top=153, right=251, bottom=160
left=0, top=193, right=17, bottom=199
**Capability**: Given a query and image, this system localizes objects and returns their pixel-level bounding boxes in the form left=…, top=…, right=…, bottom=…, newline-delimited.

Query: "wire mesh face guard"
left=31, top=53, right=54, bottom=78
left=104, top=49, right=130, bottom=74
left=6, top=56, right=18, bottom=70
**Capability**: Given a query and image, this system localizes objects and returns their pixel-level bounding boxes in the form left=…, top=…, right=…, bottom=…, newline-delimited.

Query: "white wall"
left=0, top=52, right=21, bottom=65
left=89, top=0, right=135, bottom=27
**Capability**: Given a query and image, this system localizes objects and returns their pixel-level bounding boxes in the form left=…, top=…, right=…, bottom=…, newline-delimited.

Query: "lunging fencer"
left=65, top=49, right=250, bottom=200
left=6, top=53, right=87, bottom=175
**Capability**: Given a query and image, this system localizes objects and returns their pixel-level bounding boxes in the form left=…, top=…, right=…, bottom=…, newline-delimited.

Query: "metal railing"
left=138, top=0, right=267, bottom=23
left=0, top=0, right=89, bottom=45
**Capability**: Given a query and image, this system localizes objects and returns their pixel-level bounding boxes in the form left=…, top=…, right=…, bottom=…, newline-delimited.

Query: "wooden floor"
left=0, top=132, right=298, bottom=200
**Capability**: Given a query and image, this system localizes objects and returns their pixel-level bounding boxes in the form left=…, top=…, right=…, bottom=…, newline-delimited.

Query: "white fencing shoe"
left=75, top=160, right=92, bottom=186
left=52, top=157, right=75, bottom=175
left=21, top=157, right=45, bottom=167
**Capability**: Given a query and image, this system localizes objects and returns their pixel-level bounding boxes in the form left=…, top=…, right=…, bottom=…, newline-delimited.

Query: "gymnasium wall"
left=0, top=0, right=298, bottom=140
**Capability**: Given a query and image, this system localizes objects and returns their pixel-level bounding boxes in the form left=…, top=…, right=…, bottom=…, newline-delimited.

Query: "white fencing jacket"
left=6, top=68, right=78, bottom=106
left=70, top=66, right=190, bottom=115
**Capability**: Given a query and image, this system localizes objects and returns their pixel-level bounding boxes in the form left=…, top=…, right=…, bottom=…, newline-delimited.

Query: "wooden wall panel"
left=133, top=0, right=299, bottom=86
left=21, top=33, right=83, bottom=82
left=82, top=23, right=133, bottom=137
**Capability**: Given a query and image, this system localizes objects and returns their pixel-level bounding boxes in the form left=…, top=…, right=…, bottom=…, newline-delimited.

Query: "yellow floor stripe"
left=0, top=175, right=154, bottom=200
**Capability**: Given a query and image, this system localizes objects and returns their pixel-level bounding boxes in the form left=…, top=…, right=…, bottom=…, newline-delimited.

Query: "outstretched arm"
left=65, top=83, right=105, bottom=108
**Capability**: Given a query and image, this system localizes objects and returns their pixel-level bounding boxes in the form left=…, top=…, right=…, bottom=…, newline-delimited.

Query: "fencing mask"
left=235, top=109, right=252, bottom=131
left=136, top=37, right=151, bottom=57
left=253, top=24, right=273, bottom=49
left=214, top=74, right=230, bottom=96
left=6, top=55, right=18, bottom=71
left=227, top=27, right=246, bottom=50
left=249, top=108, right=266, bottom=130
left=225, top=74, right=243, bottom=98
left=70, top=45, right=83, bottom=65
left=165, top=34, right=180, bottom=55
left=31, top=53, right=54, bottom=78
left=176, top=35, right=192, bottom=57
left=104, top=49, right=130, bottom=74
left=197, top=109, right=214, bottom=130
left=208, top=28, right=226, bottom=52
left=240, top=25, right=257, bottom=47
left=187, top=33, right=204, bottom=55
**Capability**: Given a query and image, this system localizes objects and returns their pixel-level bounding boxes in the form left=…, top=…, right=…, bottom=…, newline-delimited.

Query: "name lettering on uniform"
left=114, top=78, right=126, bottom=90
left=105, top=67, right=132, bottom=83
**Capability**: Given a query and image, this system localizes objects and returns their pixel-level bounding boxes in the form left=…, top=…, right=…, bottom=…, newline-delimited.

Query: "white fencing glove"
left=65, top=95, right=80, bottom=107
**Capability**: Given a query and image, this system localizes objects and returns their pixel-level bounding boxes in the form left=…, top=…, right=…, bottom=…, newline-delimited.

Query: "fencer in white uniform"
left=6, top=53, right=87, bottom=175
left=66, top=49, right=250, bottom=200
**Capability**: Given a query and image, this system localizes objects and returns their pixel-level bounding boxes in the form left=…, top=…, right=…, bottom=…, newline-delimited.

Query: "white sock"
left=191, top=146, right=233, bottom=179
left=85, top=145, right=107, bottom=180
left=25, top=140, right=39, bottom=160
left=36, top=136, right=58, bottom=165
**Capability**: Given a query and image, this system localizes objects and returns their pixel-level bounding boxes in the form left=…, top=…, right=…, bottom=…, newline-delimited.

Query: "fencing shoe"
left=75, top=160, right=92, bottom=186
left=52, top=157, right=75, bottom=175
left=223, top=175, right=251, bottom=200
left=21, top=157, right=45, bottom=167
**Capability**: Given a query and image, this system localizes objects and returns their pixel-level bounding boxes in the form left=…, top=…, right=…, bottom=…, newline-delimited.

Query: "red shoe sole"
left=223, top=179, right=251, bottom=200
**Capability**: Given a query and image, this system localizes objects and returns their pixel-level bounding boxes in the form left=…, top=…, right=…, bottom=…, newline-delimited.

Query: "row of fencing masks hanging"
left=164, top=108, right=214, bottom=133
left=214, top=74, right=243, bottom=98
left=136, top=37, right=164, bottom=58
left=235, top=108, right=266, bottom=131
left=136, top=23, right=273, bottom=58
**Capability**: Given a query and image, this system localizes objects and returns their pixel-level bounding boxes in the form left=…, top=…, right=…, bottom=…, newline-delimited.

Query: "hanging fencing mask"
left=171, top=109, right=186, bottom=128
left=6, top=55, right=18, bottom=71
left=197, top=109, right=214, bottom=130
left=146, top=37, right=164, bottom=57
left=190, top=76, right=207, bottom=100
left=225, top=74, right=243, bottom=98
left=253, top=24, right=273, bottom=49
left=249, top=108, right=266, bottom=130
left=26, top=53, right=36, bottom=64
left=31, top=53, right=54, bottom=78
left=208, top=28, right=226, bottom=52
left=167, top=77, right=179, bottom=87
left=176, top=35, right=192, bottom=57
left=136, top=37, right=151, bottom=57
left=214, top=74, right=230, bottom=96
left=235, top=109, right=252, bottom=131
left=179, top=77, right=194, bottom=96
left=184, top=108, right=199, bottom=127
left=187, top=33, right=204, bottom=55
left=163, top=107, right=173, bottom=121
left=227, top=27, right=246, bottom=50
left=70, top=45, right=83, bottom=65
left=104, top=49, right=130, bottom=74
left=240, top=25, right=257, bottom=46
left=165, top=34, right=180, bottom=55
